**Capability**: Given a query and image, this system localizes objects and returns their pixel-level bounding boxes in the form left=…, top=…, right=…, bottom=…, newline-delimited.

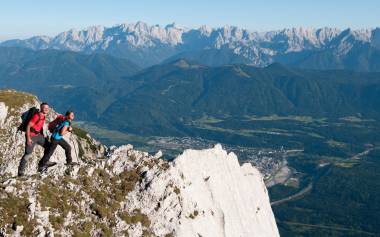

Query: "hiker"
left=18, top=102, right=55, bottom=176
left=39, top=111, right=77, bottom=171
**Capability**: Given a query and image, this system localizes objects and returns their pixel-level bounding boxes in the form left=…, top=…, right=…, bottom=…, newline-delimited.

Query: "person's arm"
left=60, top=122, right=70, bottom=136
left=26, top=117, right=37, bottom=145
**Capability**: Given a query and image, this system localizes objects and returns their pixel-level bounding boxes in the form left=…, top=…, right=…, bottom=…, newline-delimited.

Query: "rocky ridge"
left=0, top=90, right=279, bottom=237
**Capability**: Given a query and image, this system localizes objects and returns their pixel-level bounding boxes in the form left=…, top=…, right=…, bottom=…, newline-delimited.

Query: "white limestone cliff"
left=0, top=90, right=279, bottom=237
left=115, top=144, right=280, bottom=237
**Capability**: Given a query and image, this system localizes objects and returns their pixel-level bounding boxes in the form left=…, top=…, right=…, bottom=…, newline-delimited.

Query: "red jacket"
left=29, top=112, right=45, bottom=136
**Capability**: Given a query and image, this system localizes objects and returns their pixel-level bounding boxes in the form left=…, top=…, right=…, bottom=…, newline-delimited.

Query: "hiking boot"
left=37, top=166, right=46, bottom=173
left=66, top=161, right=79, bottom=166
left=45, top=161, right=57, bottom=167
left=38, top=161, right=57, bottom=173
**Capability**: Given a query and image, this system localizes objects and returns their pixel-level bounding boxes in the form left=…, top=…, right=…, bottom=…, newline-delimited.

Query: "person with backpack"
left=38, top=111, right=78, bottom=171
left=18, top=102, right=56, bottom=176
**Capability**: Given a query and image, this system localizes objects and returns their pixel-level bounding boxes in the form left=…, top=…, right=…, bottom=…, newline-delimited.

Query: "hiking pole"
left=69, top=132, right=80, bottom=163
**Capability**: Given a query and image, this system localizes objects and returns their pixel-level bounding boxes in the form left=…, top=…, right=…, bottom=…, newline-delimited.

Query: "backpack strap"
left=30, top=113, right=43, bottom=134
left=35, top=113, right=42, bottom=126
left=53, top=119, right=67, bottom=136
left=60, top=120, right=71, bottom=134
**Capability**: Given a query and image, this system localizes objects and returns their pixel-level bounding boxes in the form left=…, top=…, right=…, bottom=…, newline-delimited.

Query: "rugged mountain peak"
left=165, top=22, right=183, bottom=30
left=114, top=21, right=185, bottom=46
left=0, top=90, right=279, bottom=236
left=2, top=22, right=379, bottom=68
left=196, top=25, right=211, bottom=37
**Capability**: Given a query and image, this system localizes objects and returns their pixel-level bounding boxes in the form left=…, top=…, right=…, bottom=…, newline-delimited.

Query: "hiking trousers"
left=18, top=134, right=49, bottom=176
left=40, top=138, right=72, bottom=166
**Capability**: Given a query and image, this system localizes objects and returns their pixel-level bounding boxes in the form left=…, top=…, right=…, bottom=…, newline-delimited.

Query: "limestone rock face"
left=122, top=144, right=279, bottom=237
left=0, top=90, right=279, bottom=237
left=172, top=144, right=279, bottom=237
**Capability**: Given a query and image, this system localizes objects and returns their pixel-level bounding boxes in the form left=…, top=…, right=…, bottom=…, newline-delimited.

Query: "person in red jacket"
left=18, top=102, right=56, bottom=176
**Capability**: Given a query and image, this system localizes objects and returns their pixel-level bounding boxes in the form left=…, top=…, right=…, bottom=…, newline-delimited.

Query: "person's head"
left=40, top=102, right=49, bottom=114
left=65, top=111, right=74, bottom=121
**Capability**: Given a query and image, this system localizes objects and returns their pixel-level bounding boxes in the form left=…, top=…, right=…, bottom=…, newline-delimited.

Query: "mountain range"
left=1, top=21, right=380, bottom=237
left=0, top=46, right=139, bottom=120
left=100, top=60, right=380, bottom=136
left=2, top=21, right=380, bottom=71
left=1, top=45, right=380, bottom=138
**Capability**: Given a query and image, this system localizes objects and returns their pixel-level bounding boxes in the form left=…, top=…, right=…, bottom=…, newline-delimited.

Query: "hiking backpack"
left=48, top=114, right=65, bottom=133
left=17, top=107, right=41, bottom=132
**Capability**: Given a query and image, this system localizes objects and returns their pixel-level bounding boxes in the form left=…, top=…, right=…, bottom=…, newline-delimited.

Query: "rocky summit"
left=0, top=90, right=279, bottom=236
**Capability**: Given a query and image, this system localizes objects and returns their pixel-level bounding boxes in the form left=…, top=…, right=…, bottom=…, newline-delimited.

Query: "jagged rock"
left=0, top=102, right=7, bottom=126
left=0, top=90, right=279, bottom=237
left=2, top=21, right=378, bottom=68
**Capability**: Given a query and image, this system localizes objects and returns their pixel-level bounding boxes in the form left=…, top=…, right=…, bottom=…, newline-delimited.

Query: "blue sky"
left=1, top=0, right=380, bottom=41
